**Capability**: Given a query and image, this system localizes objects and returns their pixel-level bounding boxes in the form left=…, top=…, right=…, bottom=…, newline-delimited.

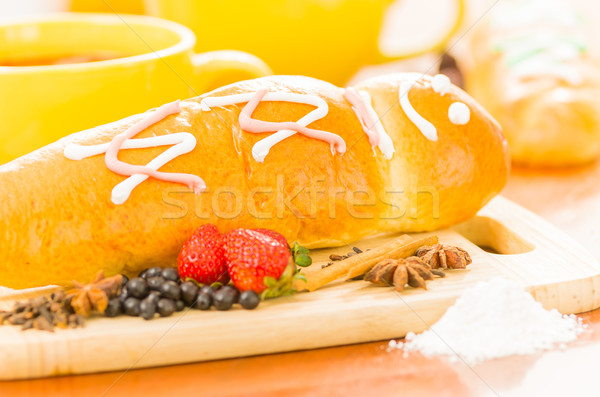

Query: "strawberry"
left=251, top=228, right=289, bottom=249
left=178, top=224, right=229, bottom=285
left=222, top=228, right=291, bottom=294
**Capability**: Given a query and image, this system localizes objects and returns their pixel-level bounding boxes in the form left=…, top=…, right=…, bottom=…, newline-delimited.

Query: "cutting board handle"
left=453, top=215, right=535, bottom=255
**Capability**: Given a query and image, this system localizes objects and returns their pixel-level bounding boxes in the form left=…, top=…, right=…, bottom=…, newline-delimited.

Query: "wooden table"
left=1, top=164, right=599, bottom=396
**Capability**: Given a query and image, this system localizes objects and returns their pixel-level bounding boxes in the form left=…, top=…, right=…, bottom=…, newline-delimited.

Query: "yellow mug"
left=0, top=13, right=271, bottom=163
left=143, top=0, right=464, bottom=85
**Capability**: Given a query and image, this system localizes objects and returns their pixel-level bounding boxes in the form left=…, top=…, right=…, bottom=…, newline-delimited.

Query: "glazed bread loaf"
left=0, top=74, right=509, bottom=288
left=464, top=0, right=600, bottom=167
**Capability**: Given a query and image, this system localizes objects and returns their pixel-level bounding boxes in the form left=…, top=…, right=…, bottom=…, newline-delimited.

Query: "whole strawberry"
left=222, top=229, right=291, bottom=294
left=178, top=224, right=229, bottom=285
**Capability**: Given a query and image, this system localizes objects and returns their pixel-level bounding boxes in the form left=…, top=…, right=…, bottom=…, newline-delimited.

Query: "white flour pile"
left=389, top=279, right=586, bottom=365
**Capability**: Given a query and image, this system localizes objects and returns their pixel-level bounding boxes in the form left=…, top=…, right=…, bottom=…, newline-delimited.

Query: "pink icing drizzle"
left=104, top=100, right=206, bottom=192
left=238, top=89, right=346, bottom=155
left=343, top=87, right=380, bottom=147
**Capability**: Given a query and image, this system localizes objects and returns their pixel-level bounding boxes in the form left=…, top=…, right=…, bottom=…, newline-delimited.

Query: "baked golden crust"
left=0, top=74, right=509, bottom=288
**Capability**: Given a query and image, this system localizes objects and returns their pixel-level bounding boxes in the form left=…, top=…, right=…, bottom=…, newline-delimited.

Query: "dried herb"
left=416, top=244, right=472, bottom=270
left=0, top=290, right=84, bottom=332
left=328, top=247, right=364, bottom=262
left=329, top=254, right=345, bottom=261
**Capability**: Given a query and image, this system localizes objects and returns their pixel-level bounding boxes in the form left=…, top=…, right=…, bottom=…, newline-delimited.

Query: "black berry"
left=138, top=268, right=148, bottom=279
left=239, top=290, right=260, bottom=310
left=105, top=297, right=122, bottom=317
left=220, top=285, right=240, bottom=303
left=161, top=267, right=180, bottom=283
left=213, top=288, right=235, bottom=311
left=193, top=291, right=212, bottom=310
left=160, top=281, right=181, bottom=300
left=144, top=266, right=163, bottom=279
left=147, top=290, right=161, bottom=304
left=140, top=297, right=157, bottom=320
left=175, top=300, right=185, bottom=311
left=124, top=297, right=141, bottom=316
left=127, top=277, right=149, bottom=298
left=147, top=276, right=164, bottom=291
left=157, top=298, right=176, bottom=317
left=180, top=281, right=199, bottom=306
left=199, top=285, right=215, bottom=299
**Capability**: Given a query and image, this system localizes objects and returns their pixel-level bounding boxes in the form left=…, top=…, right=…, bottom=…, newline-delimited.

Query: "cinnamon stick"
left=295, top=234, right=439, bottom=292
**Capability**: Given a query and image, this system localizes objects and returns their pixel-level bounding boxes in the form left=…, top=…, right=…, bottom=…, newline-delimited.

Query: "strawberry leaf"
left=185, top=278, right=203, bottom=287
left=210, top=281, right=224, bottom=289
left=292, top=242, right=312, bottom=268
left=281, top=264, right=294, bottom=279
left=295, top=273, right=307, bottom=283
left=264, top=276, right=278, bottom=288
left=261, top=264, right=305, bottom=300
left=294, top=254, right=312, bottom=267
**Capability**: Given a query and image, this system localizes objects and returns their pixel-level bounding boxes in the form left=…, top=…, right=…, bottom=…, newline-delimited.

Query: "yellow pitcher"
left=143, top=0, right=464, bottom=85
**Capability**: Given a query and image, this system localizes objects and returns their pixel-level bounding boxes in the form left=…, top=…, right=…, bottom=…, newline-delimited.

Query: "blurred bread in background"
left=455, top=0, right=600, bottom=167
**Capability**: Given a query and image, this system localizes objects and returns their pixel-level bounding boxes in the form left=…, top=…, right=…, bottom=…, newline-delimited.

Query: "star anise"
left=67, top=271, right=122, bottom=317
left=364, top=256, right=445, bottom=292
left=415, top=244, right=472, bottom=270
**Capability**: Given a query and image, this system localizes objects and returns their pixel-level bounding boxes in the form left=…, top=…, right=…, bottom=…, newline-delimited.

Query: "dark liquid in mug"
left=0, top=51, right=124, bottom=66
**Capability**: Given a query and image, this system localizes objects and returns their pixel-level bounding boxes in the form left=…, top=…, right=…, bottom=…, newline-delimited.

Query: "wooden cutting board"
left=1, top=196, right=599, bottom=380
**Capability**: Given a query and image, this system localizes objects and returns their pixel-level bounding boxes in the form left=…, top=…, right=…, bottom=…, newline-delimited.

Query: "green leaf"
left=210, top=281, right=223, bottom=289
left=281, top=264, right=294, bottom=279
left=259, top=259, right=314, bottom=300
left=295, top=274, right=307, bottom=283
left=185, top=278, right=203, bottom=287
left=260, top=264, right=297, bottom=299
left=297, top=246, right=309, bottom=256
left=291, top=241, right=308, bottom=255
left=263, top=276, right=277, bottom=288
left=291, top=241, right=312, bottom=268
left=294, top=254, right=312, bottom=267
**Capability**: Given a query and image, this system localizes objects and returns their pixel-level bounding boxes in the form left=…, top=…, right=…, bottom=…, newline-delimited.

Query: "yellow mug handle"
left=191, top=50, right=273, bottom=95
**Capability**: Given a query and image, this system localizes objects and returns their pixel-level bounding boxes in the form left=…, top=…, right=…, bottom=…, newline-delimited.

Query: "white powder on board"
left=389, top=279, right=586, bottom=365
